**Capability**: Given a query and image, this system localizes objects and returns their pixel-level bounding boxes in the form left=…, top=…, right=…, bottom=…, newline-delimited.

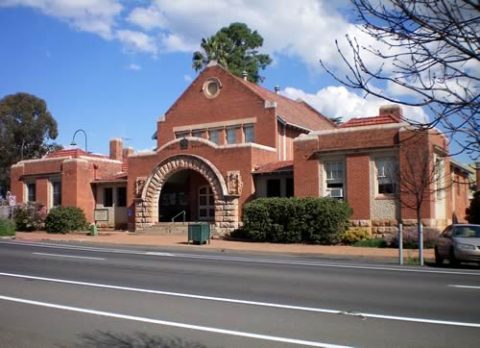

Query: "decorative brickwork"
left=135, top=154, right=239, bottom=235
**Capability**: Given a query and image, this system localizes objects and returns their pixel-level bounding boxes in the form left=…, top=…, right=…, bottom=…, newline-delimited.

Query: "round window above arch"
left=202, top=78, right=222, bottom=99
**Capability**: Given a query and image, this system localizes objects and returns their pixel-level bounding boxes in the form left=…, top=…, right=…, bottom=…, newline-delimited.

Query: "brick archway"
left=135, top=154, right=239, bottom=235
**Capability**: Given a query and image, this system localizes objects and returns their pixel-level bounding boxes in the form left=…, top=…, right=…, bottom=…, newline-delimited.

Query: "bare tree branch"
left=320, top=0, right=480, bottom=158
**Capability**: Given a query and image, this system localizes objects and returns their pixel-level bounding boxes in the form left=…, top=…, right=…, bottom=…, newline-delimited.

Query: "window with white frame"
left=226, top=127, right=237, bottom=144
left=243, top=124, right=254, bottom=143
left=375, top=157, right=397, bottom=195
left=26, top=182, right=36, bottom=202
left=51, top=180, right=61, bottom=207
left=208, top=129, right=220, bottom=144
left=191, top=129, right=204, bottom=138
left=175, top=131, right=190, bottom=139
left=324, top=160, right=344, bottom=198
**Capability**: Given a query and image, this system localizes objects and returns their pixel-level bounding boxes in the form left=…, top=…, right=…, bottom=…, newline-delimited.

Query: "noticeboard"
left=94, top=209, right=109, bottom=221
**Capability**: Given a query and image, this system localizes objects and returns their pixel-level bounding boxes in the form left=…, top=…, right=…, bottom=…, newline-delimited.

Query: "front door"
left=198, top=185, right=214, bottom=221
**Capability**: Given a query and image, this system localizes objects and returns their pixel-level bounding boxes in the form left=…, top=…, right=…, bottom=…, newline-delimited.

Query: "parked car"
left=434, top=224, right=480, bottom=265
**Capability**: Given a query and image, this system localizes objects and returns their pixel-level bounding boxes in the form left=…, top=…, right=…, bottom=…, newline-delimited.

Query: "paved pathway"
left=12, top=231, right=434, bottom=263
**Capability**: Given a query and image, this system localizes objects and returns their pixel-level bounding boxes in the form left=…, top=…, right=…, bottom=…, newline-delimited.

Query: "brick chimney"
left=109, top=138, right=123, bottom=161
left=122, top=147, right=134, bottom=161
left=379, top=104, right=403, bottom=121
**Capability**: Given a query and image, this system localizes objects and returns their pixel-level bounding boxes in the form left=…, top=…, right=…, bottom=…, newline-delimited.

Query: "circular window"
left=203, top=78, right=221, bottom=98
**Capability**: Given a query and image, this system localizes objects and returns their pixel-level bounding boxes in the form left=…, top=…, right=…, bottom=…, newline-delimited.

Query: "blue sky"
left=0, top=0, right=473, bottom=163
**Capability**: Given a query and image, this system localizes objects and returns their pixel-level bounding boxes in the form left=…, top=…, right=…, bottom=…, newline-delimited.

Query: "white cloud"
left=0, top=0, right=122, bottom=39
left=127, top=63, right=141, bottom=71
left=126, top=5, right=166, bottom=31
left=159, top=32, right=195, bottom=52
left=281, top=86, right=428, bottom=123
left=1, top=0, right=389, bottom=72
left=116, top=30, right=158, bottom=55
left=183, top=74, right=193, bottom=82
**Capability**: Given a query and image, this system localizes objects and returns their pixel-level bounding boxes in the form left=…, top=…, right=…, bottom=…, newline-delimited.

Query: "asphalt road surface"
left=0, top=240, right=479, bottom=347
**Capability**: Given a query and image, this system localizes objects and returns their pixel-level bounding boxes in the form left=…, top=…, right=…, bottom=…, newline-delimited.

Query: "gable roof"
left=253, top=160, right=293, bottom=174
left=231, top=71, right=335, bottom=131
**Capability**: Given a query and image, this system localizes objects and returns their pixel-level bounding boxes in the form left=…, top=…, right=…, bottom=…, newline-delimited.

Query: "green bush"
left=0, top=218, right=15, bottom=237
left=466, top=191, right=480, bottom=224
left=341, top=227, right=372, bottom=244
left=242, top=197, right=352, bottom=244
left=45, top=206, right=88, bottom=234
left=353, top=238, right=387, bottom=248
left=13, top=203, right=47, bottom=231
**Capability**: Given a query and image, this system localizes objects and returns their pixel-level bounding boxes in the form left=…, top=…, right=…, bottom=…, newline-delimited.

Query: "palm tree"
left=192, top=36, right=229, bottom=71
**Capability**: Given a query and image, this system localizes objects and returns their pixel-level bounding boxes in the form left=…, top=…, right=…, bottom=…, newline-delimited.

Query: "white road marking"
left=449, top=284, right=480, bottom=290
left=145, top=251, right=174, bottom=256
left=0, top=295, right=351, bottom=348
left=1, top=272, right=480, bottom=328
left=2, top=240, right=480, bottom=276
left=33, top=252, right=105, bottom=261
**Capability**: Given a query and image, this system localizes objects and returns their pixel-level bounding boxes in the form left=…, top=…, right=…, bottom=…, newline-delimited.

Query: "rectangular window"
left=175, top=131, right=190, bottom=139
left=208, top=129, right=220, bottom=144
left=267, top=179, right=281, bottom=197
left=243, top=124, right=254, bottom=143
left=226, top=127, right=237, bottom=144
left=375, top=157, right=396, bottom=195
left=286, top=177, right=294, bottom=197
left=117, top=187, right=126, bottom=207
left=52, top=181, right=61, bottom=206
left=192, top=130, right=203, bottom=138
left=104, top=187, right=113, bottom=207
left=27, top=183, right=36, bottom=202
left=324, top=161, right=344, bottom=198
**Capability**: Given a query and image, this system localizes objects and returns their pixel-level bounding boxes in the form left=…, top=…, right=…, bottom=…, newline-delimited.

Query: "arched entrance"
left=135, top=154, right=239, bottom=235
left=158, top=169, right=215, bottom=222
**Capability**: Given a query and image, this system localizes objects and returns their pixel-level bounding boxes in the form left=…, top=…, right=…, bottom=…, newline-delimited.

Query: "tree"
left=320, top=0, right=480, bottom=158
left=192, top=22, right=272, bottom=83
left=0, top=93, right=60, bottom=195
left=397, top=131, right=450, bottom=265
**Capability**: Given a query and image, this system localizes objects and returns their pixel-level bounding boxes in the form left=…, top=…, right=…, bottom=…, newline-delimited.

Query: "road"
left=0, top=240, right=479, bottom=347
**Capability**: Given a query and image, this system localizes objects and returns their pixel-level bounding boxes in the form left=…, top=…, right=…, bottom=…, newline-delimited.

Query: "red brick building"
left=10, top=63, right=475, bottom=235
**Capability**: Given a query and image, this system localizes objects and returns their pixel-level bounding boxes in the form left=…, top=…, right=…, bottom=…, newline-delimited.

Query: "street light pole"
left=70, top=129, right=88, bottom=152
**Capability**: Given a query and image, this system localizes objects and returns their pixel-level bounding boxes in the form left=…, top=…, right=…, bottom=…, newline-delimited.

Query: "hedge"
left=0, top=218, right=15, bottom=237
left=45, top=206, right=88, bottom=234
left=241, top=197, right=352, bottom=244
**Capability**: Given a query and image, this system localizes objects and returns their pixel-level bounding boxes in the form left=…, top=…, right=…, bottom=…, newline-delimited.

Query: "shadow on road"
left=71, top=331, right=209, bottom=348
left=425, top=261, right=480, bottom=270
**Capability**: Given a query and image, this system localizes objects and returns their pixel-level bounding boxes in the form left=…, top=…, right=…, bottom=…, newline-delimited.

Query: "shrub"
left=341, top=227, right=372, bottom=244
left=353, top=238, right=387, bottom=248
left=466, top=191, right=480, bottom=224
left=0, top=218, right=15, bottom=237
left=389, top=227, right=439, bottom=249
left=242, top=197, right=352, bottom=244
left=45, top=206, right=88, bottom=234
left=13, top=203, right=47, bottom=231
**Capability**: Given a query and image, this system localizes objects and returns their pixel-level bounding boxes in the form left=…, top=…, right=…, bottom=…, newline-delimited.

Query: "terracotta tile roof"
left=45, top=148, right=108, bottom=159
left=226, top=68, right=335, bottom=131
left=253, top=160, right=293, bottom=174
left=93, top=172, right=128, bottom=183
left=339, top=114, right=401, bottom=128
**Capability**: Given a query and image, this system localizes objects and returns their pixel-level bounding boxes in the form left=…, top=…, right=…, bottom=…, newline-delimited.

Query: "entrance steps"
left=139, top=222, right=189, bottom=235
